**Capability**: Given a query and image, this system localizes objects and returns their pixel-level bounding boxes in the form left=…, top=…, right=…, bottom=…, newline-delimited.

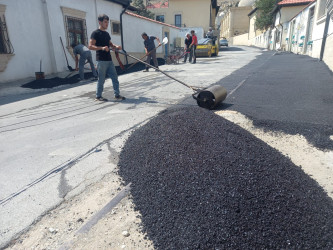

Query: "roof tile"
left=125, top=11, right=180, bottom=29
left=278, top=0, right=315, bottom=5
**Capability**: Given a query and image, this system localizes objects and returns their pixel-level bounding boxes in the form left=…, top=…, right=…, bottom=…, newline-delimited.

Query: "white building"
left=0, top=0, right=180, bottom=83
left=286, top=0, right=333, bottom=70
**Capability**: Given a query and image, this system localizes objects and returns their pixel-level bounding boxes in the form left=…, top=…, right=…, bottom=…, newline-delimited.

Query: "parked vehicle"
left=195, top=38, right=219, bottom=57
left=219, top=39, right=228, bottom=47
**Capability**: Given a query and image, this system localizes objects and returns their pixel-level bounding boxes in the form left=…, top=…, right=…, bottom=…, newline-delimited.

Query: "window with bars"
left=0, top=14, right=13, bottom=54
left=111, top=21, right=121, bottom=35
left=65, top=16, right=87, bottom=46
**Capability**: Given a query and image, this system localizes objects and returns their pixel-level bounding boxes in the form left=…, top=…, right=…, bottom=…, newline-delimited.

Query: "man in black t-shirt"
left=184, top=33, right=192, bottom=63
left=141, top=32, right=161, bottom=72
left=88, top=14, right=125, bottom=101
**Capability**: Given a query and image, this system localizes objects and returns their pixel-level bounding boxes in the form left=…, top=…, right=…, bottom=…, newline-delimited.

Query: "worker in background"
left=206, top=27, right=217, bottom=46
left=206, top=27, right=214, bottom=38
left=141, top=32, right=161, bottom=72
left=72, top=42, right=98, bottom=81
left=184, top=33, right=192, bottom=63
left=189, top=30, right=198, bottom=64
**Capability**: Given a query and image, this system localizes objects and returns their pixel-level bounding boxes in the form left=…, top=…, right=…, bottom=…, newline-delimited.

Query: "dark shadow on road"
left=219, top=47, right=245, bottom=52
left=21, top=58, right=166, bottom=89
left=0, top=58, right=166, bottom=106
left=118, top=106, right=333, bottom=249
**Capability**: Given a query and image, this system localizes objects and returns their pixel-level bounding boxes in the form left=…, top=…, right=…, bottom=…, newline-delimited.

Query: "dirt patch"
left=7, top=168, right=153, bottom=249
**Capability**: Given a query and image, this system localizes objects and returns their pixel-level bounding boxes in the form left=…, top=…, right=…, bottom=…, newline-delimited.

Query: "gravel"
left=118, top=106, right=333, bottom=249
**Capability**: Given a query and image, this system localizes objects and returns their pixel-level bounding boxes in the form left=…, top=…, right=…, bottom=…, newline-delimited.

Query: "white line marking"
left=228, top=79, right=246, bottom=96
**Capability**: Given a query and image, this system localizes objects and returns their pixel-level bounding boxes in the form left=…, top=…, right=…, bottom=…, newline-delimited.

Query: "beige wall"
left=148, top=0, right=213, bottom=32
left=232, top=32, right=249, bottom=45
left=220, top=11, right=231, bottom=38
left=280, top=6, right=307, bottom=23
left=220, top=6, right=252, bottom=39
left=248, top=14, right=256, bottom=40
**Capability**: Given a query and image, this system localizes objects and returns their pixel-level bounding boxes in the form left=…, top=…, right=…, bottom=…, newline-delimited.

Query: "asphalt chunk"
left=118, top=106, right=333, bottom=249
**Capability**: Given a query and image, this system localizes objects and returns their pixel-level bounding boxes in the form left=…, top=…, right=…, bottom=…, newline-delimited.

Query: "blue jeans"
left=96, top=61, right=120, bottom=98
left=79, top=51, right=97, bottom=80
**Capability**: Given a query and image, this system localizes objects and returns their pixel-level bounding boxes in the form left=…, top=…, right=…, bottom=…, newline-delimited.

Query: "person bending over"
left=141, top=32, right=161, bottom=72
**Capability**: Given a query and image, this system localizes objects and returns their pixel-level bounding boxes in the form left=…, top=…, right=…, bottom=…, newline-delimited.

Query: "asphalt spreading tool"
left=177, top=50, right=191, bottom=61
left=60, top=37, right=74, bottom=72
left=115, top=47, right=227, bottom=109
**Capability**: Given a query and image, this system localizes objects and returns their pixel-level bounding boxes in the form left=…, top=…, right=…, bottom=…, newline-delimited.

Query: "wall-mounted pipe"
left=41, top=0, right=57, bottom=73
left=319, top=12, right=330, bottom=61
left=120, top=4, right=130, bottom=65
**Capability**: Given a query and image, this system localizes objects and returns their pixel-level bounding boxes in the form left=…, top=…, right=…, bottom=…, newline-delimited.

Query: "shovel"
left=60, top=37, right=74, bottom=72
left=125, top=37, right=168, bottom=71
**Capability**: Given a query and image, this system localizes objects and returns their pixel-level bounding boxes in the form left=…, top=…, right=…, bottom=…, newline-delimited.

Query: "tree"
left=255, top=0, right=276, bottom=30
left=132, top=0, right=155, bottom=19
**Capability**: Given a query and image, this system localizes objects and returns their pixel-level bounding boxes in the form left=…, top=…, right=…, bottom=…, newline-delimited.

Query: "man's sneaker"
left=114, top=95, right=126, bottom=101
left=95, top=97, right=108, bottom=102
left=143, top=69, right=149, bottom=72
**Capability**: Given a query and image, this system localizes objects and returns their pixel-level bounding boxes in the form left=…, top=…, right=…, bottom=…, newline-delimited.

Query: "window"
left=61, top=7, right=87, bottom=47
left=328, top=0, right=333, bottom=18
left=175, top=14, right=181, bottom=27
left=276, top=30, right=280, bottom=43
left=307, top=7, right=315, bottom=42
left=317, top=0, right=327, bottom=20
left=156, top=15, right=165, bottom=22
left=0, top=5, right=13, bottom=54
left=65, top=16, right=87, bottom=46
left=111, top=21, right=121, bottom=35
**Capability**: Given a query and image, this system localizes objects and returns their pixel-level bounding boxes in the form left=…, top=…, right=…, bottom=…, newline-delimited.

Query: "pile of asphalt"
left=21, top=58, right=165, bottom=89
left=118, top=106, right=333, bottom=249
left=21, top=74, right=82, bottom=89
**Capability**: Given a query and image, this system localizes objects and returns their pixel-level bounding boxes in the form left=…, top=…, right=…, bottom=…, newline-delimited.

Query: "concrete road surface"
left=0, top=46, right=264, bottom=248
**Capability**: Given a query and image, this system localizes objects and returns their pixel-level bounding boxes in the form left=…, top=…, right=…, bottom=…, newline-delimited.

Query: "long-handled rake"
left=125, top=37, right=168, bottom=72
left=60, top=37, right=74, bottom=72
left=115, top=48, right=227, bottom=109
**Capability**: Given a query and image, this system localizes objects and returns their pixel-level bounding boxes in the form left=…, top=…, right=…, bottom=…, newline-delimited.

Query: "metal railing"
left=0, top=15, right=14, bottom=54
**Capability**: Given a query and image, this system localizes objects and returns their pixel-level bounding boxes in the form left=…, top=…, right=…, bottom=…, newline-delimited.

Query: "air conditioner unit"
left=174, top=37, right=184, bottom=47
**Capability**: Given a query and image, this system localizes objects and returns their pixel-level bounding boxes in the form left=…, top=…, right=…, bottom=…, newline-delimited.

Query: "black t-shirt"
left=90, top=29, right=112, bottom=61
left=144, top=36, right=156, bottom=52
left=185, top=37, right=192, bottom=47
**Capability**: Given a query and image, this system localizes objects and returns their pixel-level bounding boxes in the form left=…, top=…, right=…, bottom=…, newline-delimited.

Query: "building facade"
left=146, top=0, right=219, bottom=34
left=0, top=0, right=180, bottom=83
left=220, top=6, right=252, bottom=40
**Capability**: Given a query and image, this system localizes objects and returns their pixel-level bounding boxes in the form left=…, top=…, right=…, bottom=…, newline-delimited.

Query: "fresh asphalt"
left=117, top=48, right=333, bottom=248
left=225, top=51, right=333, bottom=150
left=182, top=48, right=333, bottom=150
left=1, top=46, right=332, bottom=248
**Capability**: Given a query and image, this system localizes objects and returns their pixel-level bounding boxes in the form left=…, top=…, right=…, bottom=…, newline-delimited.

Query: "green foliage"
left=255, top=0, right=276, bottom=30
left=132, top=0, right=155, bottom=19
